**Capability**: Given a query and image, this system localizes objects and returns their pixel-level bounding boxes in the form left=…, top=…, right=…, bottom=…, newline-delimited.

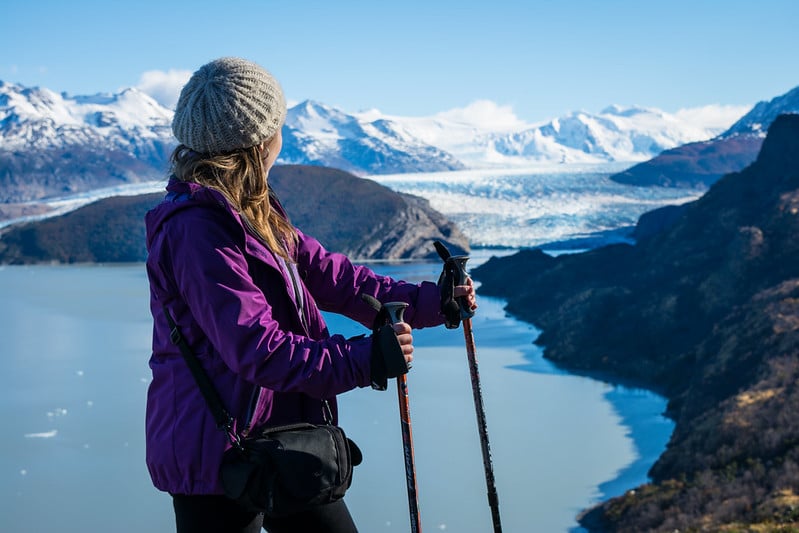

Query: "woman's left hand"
left=453, top=276, right=478, bottom=312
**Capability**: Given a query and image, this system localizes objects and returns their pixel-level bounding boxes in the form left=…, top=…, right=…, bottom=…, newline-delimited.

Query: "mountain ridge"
left=0, top=79, right=749, bottom=212
left=609, top=85, right=799, bottom=188
left=472, top=114, right=799, bottom=531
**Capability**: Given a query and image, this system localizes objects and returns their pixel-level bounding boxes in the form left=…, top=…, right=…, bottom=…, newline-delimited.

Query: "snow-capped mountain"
left=722, top=85, right=799, bottom=137
left=494, top=105, right=736, bottom=163
left=609, top=84, right=799, bottom=188
left=0, top=81, right=175, bottom=203
left=280, top=100, right=464, bottom=174
left=0, top=78, right=747, bottom=204
left=0, top=81, right=173, bottom=157
left=379, top=103, right=744, bottom=166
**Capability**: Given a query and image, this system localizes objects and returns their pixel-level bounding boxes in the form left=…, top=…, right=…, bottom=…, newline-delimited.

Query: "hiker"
left=144, top=57, right=477, bottom=533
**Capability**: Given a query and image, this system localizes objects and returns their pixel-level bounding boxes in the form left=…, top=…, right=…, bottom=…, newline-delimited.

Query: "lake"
left=0, top=258, right=673, bottom=532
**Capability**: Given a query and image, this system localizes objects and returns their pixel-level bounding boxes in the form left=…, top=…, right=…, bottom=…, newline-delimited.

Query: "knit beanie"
left=172, top=57, right=286, bottom=154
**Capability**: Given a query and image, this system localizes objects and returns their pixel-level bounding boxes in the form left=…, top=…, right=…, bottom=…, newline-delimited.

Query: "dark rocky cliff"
left=608, top=134, right=763, bottom=189
left=0, top=165, right=469, bottom=264
left=473, top=114, right=799, bottom=531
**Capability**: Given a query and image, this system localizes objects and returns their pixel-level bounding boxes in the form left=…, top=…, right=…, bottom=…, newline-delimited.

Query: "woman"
left=144, top=57, right=476, bottom=533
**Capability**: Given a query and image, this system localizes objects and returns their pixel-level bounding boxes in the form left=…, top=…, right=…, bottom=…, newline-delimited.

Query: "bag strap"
left=162, top=306, right=243, bottom=450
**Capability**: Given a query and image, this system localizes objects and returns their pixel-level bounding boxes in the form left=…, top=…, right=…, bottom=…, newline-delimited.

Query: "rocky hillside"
left=472, top=114, right=799, bottom=531
left=610, top=85, right=799, bottom=188
left=0, top=165, right=469, bottom=264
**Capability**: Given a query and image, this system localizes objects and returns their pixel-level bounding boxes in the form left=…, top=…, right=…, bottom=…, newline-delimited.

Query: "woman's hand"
left=453, top=276, right=478, bottom=313
left=393, top=322, right=414, bottom=366
left=370, top=321, right=413, bottom=390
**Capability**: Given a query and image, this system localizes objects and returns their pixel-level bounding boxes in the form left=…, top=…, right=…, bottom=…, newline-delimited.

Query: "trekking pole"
left=362, top=294, right=422, bottom=533
left=434, top=242, right=503, bottom=533
left=383, top=300, right=423, bottom=533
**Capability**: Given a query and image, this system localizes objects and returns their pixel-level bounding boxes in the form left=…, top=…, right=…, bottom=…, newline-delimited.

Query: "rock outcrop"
left=0, top=165, right=469, bottom=264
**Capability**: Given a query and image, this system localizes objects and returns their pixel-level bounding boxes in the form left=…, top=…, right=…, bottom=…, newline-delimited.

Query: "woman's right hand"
left=370, top=321, right=413, bottom=390
left=454, top=276, right=478, bottom=313
left=393, top=322, right=414, bottom=366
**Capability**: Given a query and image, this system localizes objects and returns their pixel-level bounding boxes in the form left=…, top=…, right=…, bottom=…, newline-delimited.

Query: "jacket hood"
left=145, top=177, right=293, bottom=279
left=145, top=178, right=294, bottom=252
left=145, top=178, right=232, bottom=249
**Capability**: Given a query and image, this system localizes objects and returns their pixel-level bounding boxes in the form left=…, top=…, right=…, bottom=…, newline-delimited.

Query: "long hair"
left=170, top=143, right=298, bottom=261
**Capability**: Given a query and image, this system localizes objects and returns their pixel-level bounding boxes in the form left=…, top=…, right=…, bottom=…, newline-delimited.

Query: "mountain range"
left=0, top=78, right=755, bottom=211
left=610, top=86, right=799, bottom=188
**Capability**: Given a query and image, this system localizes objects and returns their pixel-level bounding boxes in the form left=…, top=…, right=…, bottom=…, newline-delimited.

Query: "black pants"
left=172, top=494, right=358, bottom=533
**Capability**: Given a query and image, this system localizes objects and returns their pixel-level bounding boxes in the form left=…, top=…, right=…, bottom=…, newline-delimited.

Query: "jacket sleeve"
left=158, top=212, right=373, bottom=398
left=294, top=229, right=445, bottom=329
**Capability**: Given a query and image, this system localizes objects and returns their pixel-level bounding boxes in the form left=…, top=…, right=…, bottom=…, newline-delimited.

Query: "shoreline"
left=506, top=334, right=675, bottom=532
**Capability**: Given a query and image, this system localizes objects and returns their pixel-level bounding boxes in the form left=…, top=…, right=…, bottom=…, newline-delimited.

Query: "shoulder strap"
left=162, top=306, right=242, bottom=450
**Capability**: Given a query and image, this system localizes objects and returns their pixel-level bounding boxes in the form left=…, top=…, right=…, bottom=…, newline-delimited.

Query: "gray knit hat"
left=172, top=57, right=286, bottom=154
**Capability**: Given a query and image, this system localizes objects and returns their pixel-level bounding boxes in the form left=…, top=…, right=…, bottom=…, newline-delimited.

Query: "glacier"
left=369, top=163, right=703, bottom=249
left=2, top=162, right=703, bottom=251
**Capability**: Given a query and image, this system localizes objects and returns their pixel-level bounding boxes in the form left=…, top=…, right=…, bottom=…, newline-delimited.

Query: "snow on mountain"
left=485, top=104, right=742, bottom=165
left=0, top=81, right=173, bottom=154
left=605, top=86, right=798, bottom=189
left=0, top=81, right=177, bottom=203
left=722, top=85, right=799, bottom=137
left=0, top=78, right=751, bottom=204
left=281, top=100, right=464, bottom=174
left=355, top=100, right=531, bottom=166
left=0, top=79, right=745, bottom=170
left=359, top=101, right=745, bottom=167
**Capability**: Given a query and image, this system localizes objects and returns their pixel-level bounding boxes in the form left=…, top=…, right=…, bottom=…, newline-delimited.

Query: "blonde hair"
left=170, top=143, right=298, bottom=261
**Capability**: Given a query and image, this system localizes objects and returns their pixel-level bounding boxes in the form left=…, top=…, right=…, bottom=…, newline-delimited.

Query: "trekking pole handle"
left=448, top=255, right=476, bottom=320
left=383, top=301, right=408, bottom=326
left=383, top=301, right=410, bottom=371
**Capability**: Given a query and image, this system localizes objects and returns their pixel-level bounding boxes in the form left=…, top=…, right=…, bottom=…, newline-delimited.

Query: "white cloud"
left=674, top=104, right=752, bottom=132
left=135, top=69, right=192, bottom=110
left=434, top=100, right=533, bottom=133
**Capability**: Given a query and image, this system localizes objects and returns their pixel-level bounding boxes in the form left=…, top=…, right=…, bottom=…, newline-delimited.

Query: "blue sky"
left=3, top=0, right=798, bottom=123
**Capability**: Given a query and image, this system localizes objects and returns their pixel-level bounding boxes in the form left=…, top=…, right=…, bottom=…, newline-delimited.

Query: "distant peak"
left=600, top=104, right=658, bottom=117
left=600, top=104, right=626, bottom=115
left=287, top=99, right=352, bottom=125
left=295, top=99, right=329, bottom=110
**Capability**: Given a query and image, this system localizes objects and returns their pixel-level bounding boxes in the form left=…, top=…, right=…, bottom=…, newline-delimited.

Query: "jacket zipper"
left=284, top=257, right=332, bottom=423
left=241, top=387, right=261, bottom=437
left=243, top=256, right=311, bottom=433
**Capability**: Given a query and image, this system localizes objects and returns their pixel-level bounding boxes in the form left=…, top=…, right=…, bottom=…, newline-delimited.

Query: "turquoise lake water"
left=0, top=260, right=673, bottom=532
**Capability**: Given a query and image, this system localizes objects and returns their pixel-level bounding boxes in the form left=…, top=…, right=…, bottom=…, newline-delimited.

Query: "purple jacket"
left=144, top=179, right=444, bottom=495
